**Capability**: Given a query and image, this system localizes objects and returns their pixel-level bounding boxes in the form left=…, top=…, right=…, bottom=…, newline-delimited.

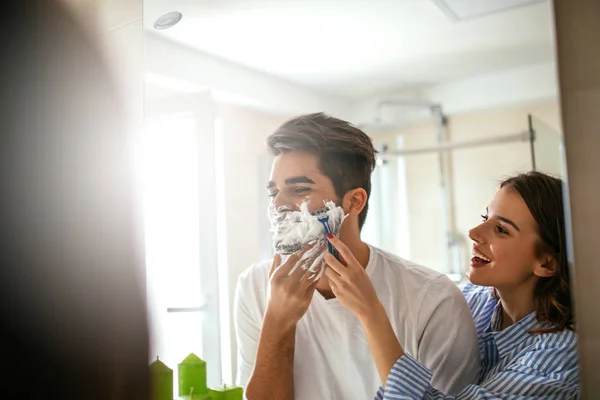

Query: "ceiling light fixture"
left=154, top=11, right=183, bottom=30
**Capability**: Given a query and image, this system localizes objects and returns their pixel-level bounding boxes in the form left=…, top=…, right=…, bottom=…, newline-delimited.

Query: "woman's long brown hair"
left=500, top=171, right=574, bottom=333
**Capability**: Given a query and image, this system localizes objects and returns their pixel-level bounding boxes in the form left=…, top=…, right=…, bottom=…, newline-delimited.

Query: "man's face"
left=267, top=151, right=340, bottom=212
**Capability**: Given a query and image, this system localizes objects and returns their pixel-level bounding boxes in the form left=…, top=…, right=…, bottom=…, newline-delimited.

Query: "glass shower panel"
left=368, top=120, right=537, bottom=284
left=364, top=137, right=448, bottom=276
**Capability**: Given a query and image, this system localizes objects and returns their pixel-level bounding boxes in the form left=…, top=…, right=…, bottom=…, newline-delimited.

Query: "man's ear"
left=342, top=188, right=368, bottom=218
left=533, top=255, right=557, bottom=278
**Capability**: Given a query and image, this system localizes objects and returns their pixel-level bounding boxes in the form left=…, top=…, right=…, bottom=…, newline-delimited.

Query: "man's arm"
left=245, top=312, right=296, bottom=400
left=234, top=273, right=295, bottom=399
left=415, top=275, right=481, bottom=395
left=235, top=249, right=320, bottom=400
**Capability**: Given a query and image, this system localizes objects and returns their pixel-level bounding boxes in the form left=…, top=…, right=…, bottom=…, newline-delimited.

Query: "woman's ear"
left=342, top=188, right=368, bottom=218
left=533, top=255, right=557, bottom=278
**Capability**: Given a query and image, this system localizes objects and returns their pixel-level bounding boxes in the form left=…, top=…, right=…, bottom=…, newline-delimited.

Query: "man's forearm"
left=245, top=312, right=296, bottom=400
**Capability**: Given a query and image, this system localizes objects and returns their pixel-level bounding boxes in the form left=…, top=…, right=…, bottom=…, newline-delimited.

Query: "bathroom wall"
left=368, top=100, right=561, bottom=274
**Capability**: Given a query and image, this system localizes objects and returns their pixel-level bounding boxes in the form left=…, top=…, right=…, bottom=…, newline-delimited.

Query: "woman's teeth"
left=472, top=251, right=491, bottom=262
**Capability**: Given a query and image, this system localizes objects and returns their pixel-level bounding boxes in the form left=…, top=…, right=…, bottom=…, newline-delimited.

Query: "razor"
left=311, top=206, right=340, bottom=260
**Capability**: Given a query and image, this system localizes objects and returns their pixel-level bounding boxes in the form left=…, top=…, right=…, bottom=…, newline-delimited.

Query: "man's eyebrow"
left=285, top=176, right=315, bottom=185
left=266, top=176, right=315, bottom=190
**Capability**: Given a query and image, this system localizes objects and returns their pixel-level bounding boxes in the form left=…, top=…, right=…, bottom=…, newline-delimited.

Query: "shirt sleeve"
left=414, top=276, right=482, bottom=395
left=233, top=274, right=262, bottom=387
left=375, top=345, right=579, bottom=399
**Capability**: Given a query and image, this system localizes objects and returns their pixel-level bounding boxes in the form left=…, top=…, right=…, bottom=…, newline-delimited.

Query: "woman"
left=324, top=171, right=579, bottom=399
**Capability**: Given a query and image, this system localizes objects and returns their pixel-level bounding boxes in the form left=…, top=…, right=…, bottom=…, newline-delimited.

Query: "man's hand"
left=265, top=243, right=322, bottom=330
left=245, top=244, right=322, bottom=400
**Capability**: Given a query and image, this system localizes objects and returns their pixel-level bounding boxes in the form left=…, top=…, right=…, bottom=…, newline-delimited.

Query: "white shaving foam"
left=269, top=200, right=347, bottom=280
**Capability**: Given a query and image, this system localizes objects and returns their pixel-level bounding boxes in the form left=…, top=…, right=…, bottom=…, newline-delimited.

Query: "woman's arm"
left=324, top=235, right=479, bottom=392
left=359, top=302, right=405, bottom=387
left=374, top=338, right=580, bottom=400
left=359, top=281, right=480, bottom=394
left=323, top=236, right=405, bottom=386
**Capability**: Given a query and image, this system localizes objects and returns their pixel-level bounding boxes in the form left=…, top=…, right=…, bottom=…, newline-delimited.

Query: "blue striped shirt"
left=375, top=283, right=579, bottom=399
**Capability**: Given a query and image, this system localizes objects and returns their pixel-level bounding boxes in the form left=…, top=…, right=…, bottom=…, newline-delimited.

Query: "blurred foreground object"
left=0, top=1, right=149, bottom=398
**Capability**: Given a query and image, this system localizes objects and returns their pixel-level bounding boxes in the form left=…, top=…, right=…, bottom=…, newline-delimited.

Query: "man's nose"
left=272, top=192, right=296, bottom=212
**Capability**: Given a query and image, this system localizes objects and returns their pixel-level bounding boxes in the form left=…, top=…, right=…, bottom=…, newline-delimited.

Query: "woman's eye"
left=480, top=214, right=488, bottom=222
left=496, top=225, right=509, bottom=235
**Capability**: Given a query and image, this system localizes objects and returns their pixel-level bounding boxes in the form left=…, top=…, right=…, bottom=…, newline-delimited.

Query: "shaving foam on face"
left=269, top=200, right=347, bottom=280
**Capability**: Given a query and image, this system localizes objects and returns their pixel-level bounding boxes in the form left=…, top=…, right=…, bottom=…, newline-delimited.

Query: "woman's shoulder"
left=459, top=282, right=499, bottom=331
left=531, top=328, right=578, bottom=352
left=460, top=281, right=488, bottom=295
left=461, top=282, right=495, bottom=307
left=513, top=328, right=579, bottom=379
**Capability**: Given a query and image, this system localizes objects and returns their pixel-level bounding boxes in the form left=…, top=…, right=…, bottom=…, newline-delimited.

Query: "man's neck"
left=339, top=219, right=370, bottom=267
left=339, top=235, right=370, bottom=268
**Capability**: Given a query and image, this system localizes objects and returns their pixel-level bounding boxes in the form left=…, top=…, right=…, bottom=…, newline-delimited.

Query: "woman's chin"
left=466, top=266, right=491, bottom=286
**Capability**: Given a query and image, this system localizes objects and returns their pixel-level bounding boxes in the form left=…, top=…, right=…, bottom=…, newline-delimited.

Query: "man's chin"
left=274, top=242, right=303, bottom=255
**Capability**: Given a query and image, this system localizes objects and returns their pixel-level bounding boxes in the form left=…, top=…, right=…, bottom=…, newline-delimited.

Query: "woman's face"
left=467, top=187, right=553, bottom=290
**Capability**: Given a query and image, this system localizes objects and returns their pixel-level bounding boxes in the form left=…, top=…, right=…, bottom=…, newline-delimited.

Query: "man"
left=234, top=113, right=480, bottom=400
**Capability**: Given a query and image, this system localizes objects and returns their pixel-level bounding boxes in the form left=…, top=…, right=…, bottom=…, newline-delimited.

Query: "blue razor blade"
left=318, top=218, right=339, bottom=260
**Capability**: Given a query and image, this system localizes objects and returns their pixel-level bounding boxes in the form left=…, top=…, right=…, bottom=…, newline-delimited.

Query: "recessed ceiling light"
left=154, top=11, right=183, bottom=30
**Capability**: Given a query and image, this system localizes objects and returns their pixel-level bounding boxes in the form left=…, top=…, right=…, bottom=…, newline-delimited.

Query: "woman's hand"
left=324, top=234, right=381, bottom=322
left=325, top=234, right=405, bottom=387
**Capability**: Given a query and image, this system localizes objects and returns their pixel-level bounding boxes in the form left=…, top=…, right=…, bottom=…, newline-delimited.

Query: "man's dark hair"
left=266, top=112, right=377, bottom=229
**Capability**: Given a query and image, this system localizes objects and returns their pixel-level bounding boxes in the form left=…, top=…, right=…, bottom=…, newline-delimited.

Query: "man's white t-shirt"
left=234, top=244, right=481, bottom=400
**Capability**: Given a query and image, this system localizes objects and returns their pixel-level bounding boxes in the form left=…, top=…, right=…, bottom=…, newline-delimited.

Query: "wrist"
left=263, top=309, right=298, bottom=334
left=358, top=300, right=387, bottom=327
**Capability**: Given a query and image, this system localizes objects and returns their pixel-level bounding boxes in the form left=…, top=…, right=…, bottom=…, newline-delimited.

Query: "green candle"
left=150, top=356, right=173, bottom=400
left=178, top=353, right=208, bottom=399
left=208, top=384, right=243, bottom=400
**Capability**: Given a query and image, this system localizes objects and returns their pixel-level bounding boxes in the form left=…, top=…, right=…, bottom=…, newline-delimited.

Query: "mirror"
left=141, top=0, right=574, bottom=397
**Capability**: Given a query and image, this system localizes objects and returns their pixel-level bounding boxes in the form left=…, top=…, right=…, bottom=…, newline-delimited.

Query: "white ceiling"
left=144, top=0, right=554, bottom=99
left=431, top=0, right=546, bottom=20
